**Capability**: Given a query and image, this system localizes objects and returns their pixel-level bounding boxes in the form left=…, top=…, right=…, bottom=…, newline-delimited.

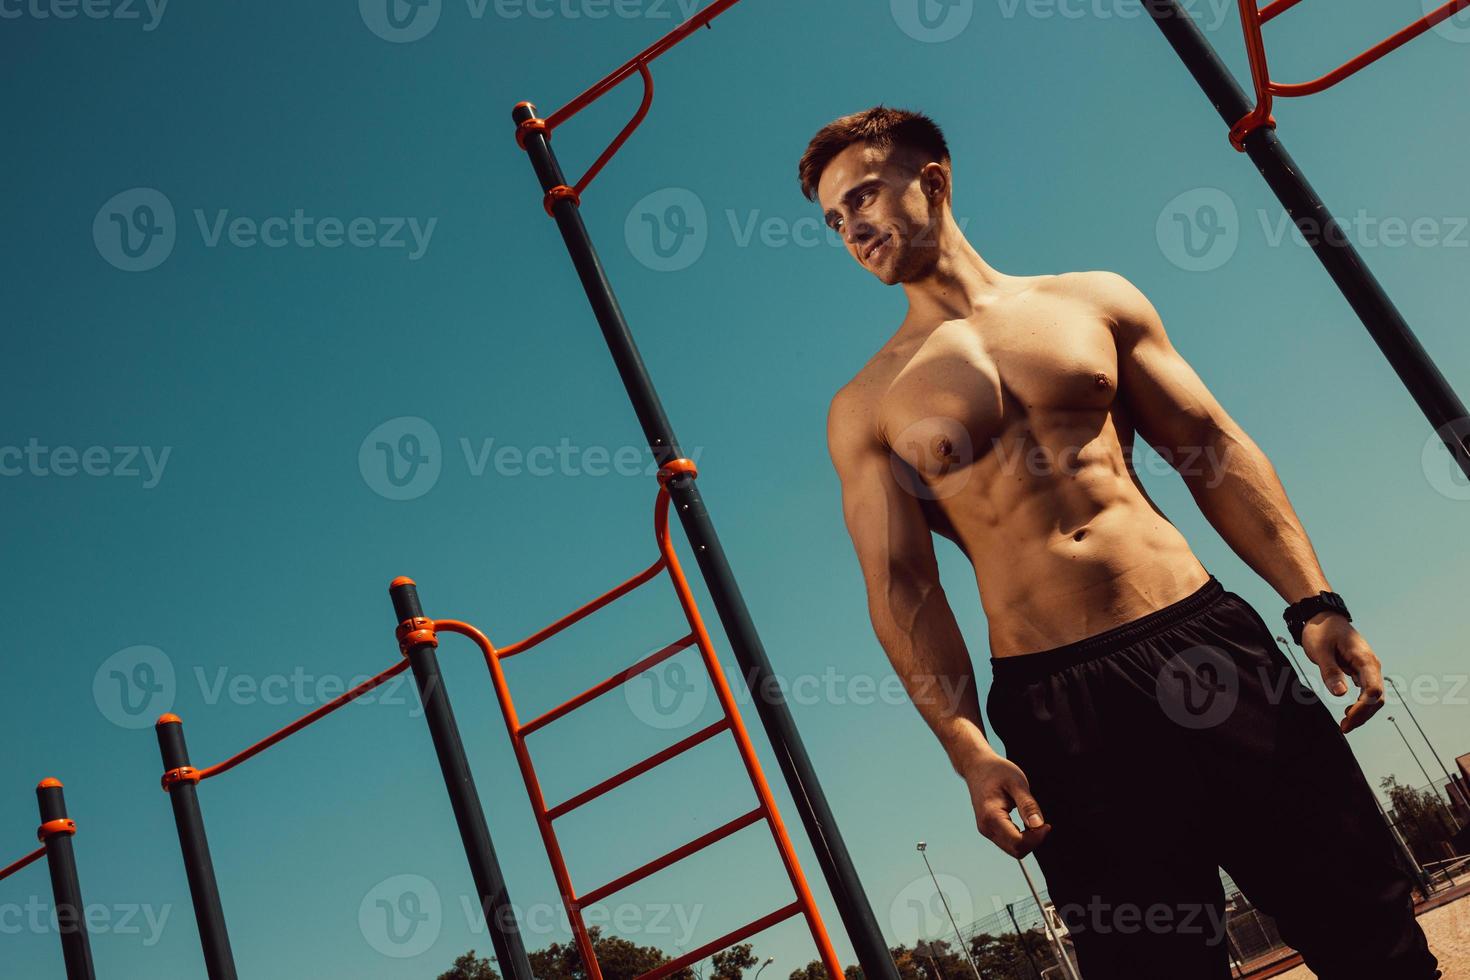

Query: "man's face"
left=816, top=141, right=943, bottom=286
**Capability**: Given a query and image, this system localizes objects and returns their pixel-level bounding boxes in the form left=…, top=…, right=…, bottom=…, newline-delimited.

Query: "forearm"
left=867, top=571, right=998, bottom=771
left=1185, top=424, right=1332, bottom=603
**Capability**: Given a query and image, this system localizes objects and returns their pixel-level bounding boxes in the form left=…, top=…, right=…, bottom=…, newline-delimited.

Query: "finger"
left=1320, top=663, right=1350, bottom=697
left=1011, top=787, right=1047, bottom=830
left=979, top=807, right=1051, bottom=859
left=1340, top=682, right=1386, bottom=734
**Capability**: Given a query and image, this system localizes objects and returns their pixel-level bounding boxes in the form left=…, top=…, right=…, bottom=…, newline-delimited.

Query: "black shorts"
left=985, top=574, right=1440, bottom=980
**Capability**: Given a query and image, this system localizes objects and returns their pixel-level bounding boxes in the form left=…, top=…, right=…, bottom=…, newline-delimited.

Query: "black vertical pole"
left=35, top=779, right=96, bottom=980
left=389, top=578, right=535, bottom=980
left=1140, top=0, right=1470, bottom=482
left=1004, top=903, right=1043, bottom=980
left=157, top=715, right=239, bottom=980
left=512, top=103, right=900, bottom=980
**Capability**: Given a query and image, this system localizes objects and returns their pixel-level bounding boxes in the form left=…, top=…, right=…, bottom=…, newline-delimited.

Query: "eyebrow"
left=823, top=178, right=884, bottom=226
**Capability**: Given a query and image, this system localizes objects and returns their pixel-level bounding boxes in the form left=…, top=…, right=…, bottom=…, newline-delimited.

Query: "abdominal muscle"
left=929, top=425, right=1212, bottom=659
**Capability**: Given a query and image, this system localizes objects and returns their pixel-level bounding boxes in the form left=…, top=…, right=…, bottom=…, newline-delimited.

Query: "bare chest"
left=871, top=306, right=1119, bottom=481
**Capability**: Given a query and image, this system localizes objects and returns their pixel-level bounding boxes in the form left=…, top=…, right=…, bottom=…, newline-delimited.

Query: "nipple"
left=1094, top=373, right=1112, bottom=389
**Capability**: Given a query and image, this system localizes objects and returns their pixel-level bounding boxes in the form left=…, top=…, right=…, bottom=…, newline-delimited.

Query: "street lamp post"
left=1386, top=678, right=1470, bottom=819
left=915, top=842, right=983, bottom=980
left=754, top=956, right=775, bottom=980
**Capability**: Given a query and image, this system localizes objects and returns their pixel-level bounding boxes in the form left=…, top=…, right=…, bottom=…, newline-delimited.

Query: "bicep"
left=828, top=402, right=939, bottom=587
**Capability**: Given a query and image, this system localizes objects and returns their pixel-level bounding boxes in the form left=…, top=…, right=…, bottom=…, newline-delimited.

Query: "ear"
left=918, top=161, right=949, bottom=204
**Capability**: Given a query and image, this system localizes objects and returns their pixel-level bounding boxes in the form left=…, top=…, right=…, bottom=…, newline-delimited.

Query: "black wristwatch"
left=1283, top=590, right=1351, bottom=645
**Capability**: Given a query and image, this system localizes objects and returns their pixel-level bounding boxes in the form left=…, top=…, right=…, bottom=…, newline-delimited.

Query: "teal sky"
left=3, top=0, right=1468, bottom=977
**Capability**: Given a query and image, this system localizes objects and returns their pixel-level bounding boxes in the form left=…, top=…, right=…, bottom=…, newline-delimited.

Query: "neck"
left=899, top=211, right=1011, bottom=328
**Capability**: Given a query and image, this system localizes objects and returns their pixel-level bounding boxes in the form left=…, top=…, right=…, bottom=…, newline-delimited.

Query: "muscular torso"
left=850, top=273, right=1210, bottom=658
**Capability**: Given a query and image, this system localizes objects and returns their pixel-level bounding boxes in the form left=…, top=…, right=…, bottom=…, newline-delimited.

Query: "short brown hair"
left=797, top=105, right=951, bottom=202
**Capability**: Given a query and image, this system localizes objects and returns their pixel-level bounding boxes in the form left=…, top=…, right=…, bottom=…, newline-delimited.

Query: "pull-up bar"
left=512, top=6, right=903, bottom=980
left=0, top=780, right=96, bottom=980
left=155, top=593, right=535, bottom=980
left=1142, top=0, right=1470, bottom=482
left=1230, top=0, right=1470, bottom=147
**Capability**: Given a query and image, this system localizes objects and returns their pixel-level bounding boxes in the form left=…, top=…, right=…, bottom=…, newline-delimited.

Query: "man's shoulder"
left=1036, top=270, right=1161, bottom=338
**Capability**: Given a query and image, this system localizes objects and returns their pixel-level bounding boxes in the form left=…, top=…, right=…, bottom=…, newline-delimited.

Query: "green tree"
left=710, top=944, right=758, bottom=980
left=787, top=961, right=861, bottom=980
left=439, top=950, right=501, bottom=980
left=525, top=927, right=697, bottom=980
left=1382, top=775, right=1457, bottom=863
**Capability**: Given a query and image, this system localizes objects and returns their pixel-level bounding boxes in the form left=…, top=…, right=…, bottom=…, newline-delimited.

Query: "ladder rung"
left=578, top=807, right=764, bottom=906
left=518, top=633, right=697, bottom=737
left=634, top=901, right=805, bottom=980
left=545, top=718, right=732, bottom=821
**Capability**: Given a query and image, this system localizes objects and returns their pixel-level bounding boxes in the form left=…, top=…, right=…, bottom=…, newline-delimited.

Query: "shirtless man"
left=805, top=106, right=1440, bottom=979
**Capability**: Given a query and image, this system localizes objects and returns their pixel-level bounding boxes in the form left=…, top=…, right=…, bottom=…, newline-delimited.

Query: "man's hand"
left=1302, top=614, right=1385, bottom=734
left=961, top=754, right=1052, bottom=858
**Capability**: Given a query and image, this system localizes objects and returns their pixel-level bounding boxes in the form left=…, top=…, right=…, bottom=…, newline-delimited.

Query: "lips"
left=863, top=233, right=891, bottom=264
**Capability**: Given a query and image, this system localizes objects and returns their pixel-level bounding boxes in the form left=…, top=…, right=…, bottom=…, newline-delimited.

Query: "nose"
left=843, top=218, right=875, bottom=251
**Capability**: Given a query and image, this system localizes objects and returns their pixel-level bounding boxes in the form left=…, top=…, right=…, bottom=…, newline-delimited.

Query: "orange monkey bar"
left=514, top=0, right=741, bottom=215
left=419, top=458, right=845, bottom=980
left=1230, top=0, right=1470, bottom=147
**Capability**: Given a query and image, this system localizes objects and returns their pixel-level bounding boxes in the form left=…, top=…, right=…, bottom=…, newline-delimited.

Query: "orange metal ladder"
left=413, top=459, right=845, bottom=980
